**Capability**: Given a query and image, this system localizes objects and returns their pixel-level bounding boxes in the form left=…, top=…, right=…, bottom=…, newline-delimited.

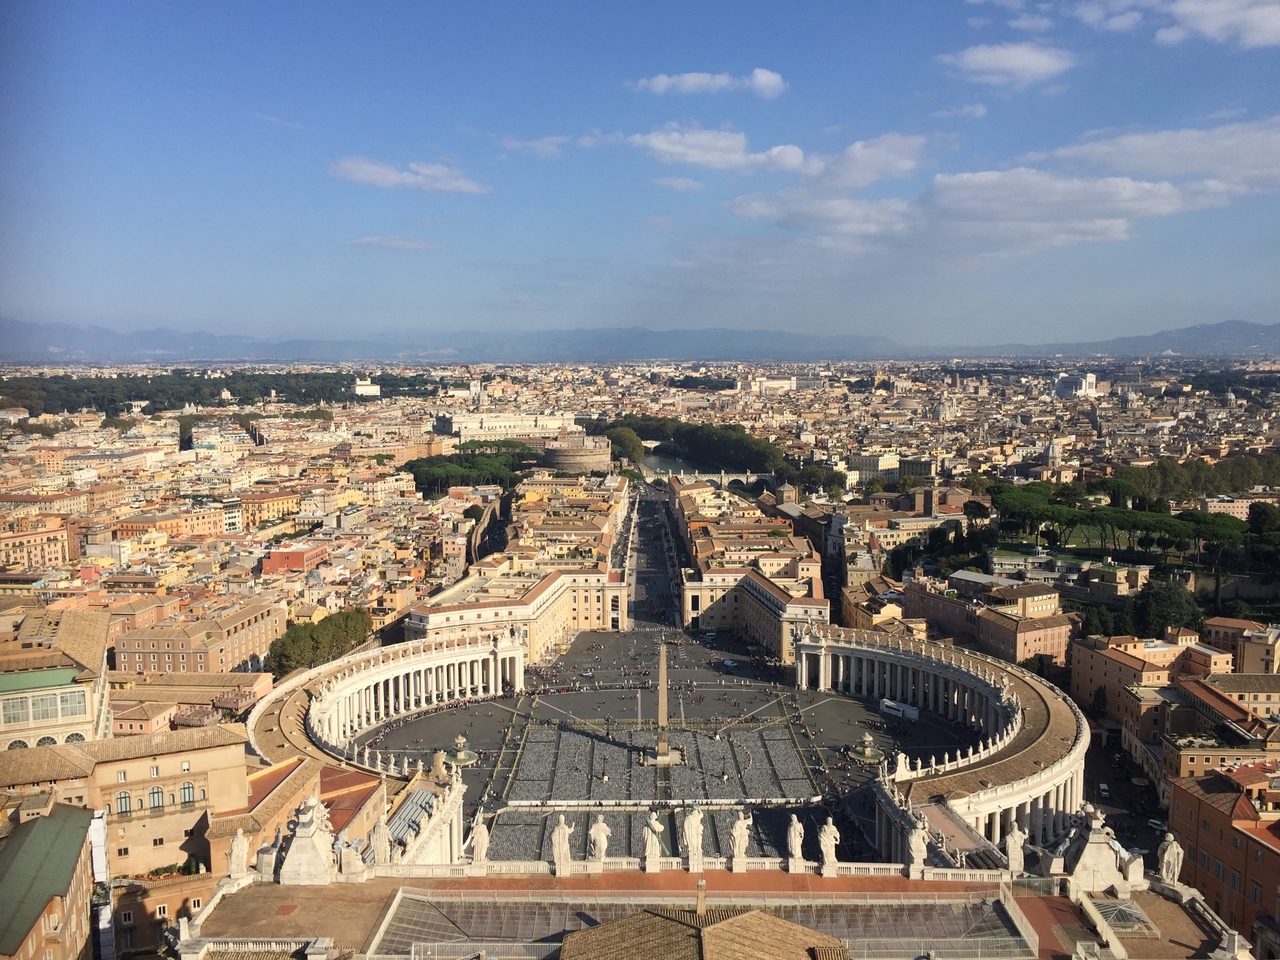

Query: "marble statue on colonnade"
left=1005, top=820, right=1026, bottom=876
left=1158, top=833, right=1184, bottom=885
left=683, top=807, right=704, bottom=873
left=469, top=810, right=490, bottom=864
left=551, top=813, right=575, bottom=876
left=818, top=817, right=840, bottom=871
left=588, top=814, right=611, bottom=861
left=643, top=809, right=665, bottom=871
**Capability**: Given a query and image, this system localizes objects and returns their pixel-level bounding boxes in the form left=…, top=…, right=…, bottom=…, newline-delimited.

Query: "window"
left=152, top=837, right=164, bottom=847
left=1199, top=851, right=1209, bottom=868
left=31, top=694, right=58, bottom=721
left=1250, top=881, right=1262, bottom=905
left=149, top=786, right=163, bottom=809
left=150, top=765, right=159, bottom=778
left=1213, top=859, right=1224, bottom=880
left=191, top=899, right=202, bottom=910
left=115, top=792, right=130, bottom=814
left=60, top=691, right=85, bottom=718
left=118, top=771, right=127, bottom=783
left=2, top=697, right=30, bottom=725
left=180, top=782, right=194, bottom=804
left=181, top=760, right=190, bottom=773
left=1229, top=868, right=1240, bottom=891
left=1202, top=819, right=1210, bottom=830
left=156, top=905, right=167, bottom=918
left=121, top=912, right=133, bottom=924
left=117, top=848, right=128, bottom=858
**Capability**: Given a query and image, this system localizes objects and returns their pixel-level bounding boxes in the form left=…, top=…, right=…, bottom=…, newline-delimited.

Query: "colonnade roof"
left=899, top=668, right=1080, bottom=804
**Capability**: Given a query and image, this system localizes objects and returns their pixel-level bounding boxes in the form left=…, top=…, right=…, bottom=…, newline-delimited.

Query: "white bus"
left=879, top=698, right=919, bottom=721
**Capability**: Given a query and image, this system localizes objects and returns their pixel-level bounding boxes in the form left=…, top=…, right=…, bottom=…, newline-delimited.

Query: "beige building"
left=0, top=803, right=96, bottom=960
left=1, top=610, right=112, bottom=750
left=115, top=598, right=286, bottom=674
left=0, top=724, right=250, bottom=877
left=1070, top=629, right=1232, bottom=718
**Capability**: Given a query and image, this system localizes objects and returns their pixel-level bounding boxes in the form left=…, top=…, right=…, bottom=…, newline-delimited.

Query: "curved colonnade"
left=793, top=626, right=1089, bottom=860
left=248, top=633, right=526, bottom=777
left=250, top=623, right=1086, bottom=873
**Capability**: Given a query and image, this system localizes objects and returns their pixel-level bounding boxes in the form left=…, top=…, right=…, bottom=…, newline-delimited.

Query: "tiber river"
left=641, top=452, right=723, bottom=475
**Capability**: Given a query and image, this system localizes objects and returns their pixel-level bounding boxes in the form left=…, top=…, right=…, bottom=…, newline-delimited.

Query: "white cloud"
left=719, top=116, right=1280, bottom=266
left=1074, top=2, right=1149, bottom=31
left=347, top=236, right=439, bottom=251
left=1072, top=0, right=1280, bottom=46
left=813, top=133, right=928, bottom=188
left=1038, top=115, right=1280, bottom=188
left=653, top=177, right=704, bottom=191
left=931, top=102, right=989, bottom=118
left=626, top=124, right=810, bottom=171
left=500, top=135, right=569, bottom=158
left=330, top=156, right=489, bottom=194
left=967, top=0, right=1027, bottom=9
left=1160, top=0, right=1280, bottom=47
left=938, top=43, right=1077, bottom=87
left=729, top=166, right=1222, bottom=264
left=628, top=67, right=788, bottom=99
left=1010, top=13, right=1055, bottom=29
left=728, top=192, right=912, bottom=238
left=255, top=112, right=303, bottom=130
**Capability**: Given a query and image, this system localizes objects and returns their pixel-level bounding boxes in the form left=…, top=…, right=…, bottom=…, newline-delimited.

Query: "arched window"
left=65, top=732, right=86, bottom=743
left=6, top=740, right=28, bottom=750
left=149, top=786, right=163, bottom=809
left=36, top=736, right=57, bottom=747
left=180, top=782, right=194, bottom=804
left=116, top=792, right=130, bottom=814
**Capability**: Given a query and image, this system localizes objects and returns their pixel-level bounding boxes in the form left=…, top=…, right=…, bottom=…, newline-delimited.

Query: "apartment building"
left=903, top=575, right=1074, bottom=665
left=1070, top=630, right=1233, bottom=719
left=1168, top=763, right=1280, bottom=956
left=0, top=609, right=112, bottom=749
left=114, top=598, right=286, bottom=674
left=0, top=514, right=70, bottom=568
left=0, top=724, right=250, bottom=878
left=0, top=803, right=96, bottom=960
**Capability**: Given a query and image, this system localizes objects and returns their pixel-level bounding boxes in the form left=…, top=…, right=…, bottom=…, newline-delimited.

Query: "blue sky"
left=2, top=0, right=1278, bottom=347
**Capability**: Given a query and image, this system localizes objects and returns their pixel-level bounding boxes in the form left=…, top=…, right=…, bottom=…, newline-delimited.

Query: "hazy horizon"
left=2, top=1, right=1278, bottom=346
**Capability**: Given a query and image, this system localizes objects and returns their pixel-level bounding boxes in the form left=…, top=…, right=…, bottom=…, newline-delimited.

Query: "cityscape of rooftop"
left=4, top=3, right=1280, bottom=960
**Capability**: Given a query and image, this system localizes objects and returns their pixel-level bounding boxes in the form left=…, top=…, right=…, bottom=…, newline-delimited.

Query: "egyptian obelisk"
left=656, top=638, right=669, bottom=759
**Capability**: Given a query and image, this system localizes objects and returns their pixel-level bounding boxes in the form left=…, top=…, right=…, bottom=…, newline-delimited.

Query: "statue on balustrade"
left=1004, top=820, right=1026, bottom=875
left=644, top=809, right=665, bottom=861
left=818, top=817, right=840, bottom=867
left=469, top=810, right=489, bottom=864
left=683, top=807, right=704, bottom=872
left=588, top=814, right=611, bottom=860
left=551, top=813, right=575, bottom=875
left=729, top=810, right=753, bottom=860
left=787, top=814, right=805, bottom=861
left=1158, top=833, right=1184, bottom=885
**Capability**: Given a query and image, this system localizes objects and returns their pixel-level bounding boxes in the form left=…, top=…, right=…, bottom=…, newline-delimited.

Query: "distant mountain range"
left=2, top=316, right=1278, bottom=364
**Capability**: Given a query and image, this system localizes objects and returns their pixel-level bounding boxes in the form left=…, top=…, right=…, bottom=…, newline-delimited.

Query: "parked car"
left=1098, top=783, right=1111, bottom=799
left=703, top=631, right=717, bottom=640
left=1147, top=819, right=1168, bottom=832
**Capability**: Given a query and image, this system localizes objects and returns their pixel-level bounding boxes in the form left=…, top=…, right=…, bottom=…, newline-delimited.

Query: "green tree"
left=1134, top=579, right=1203, bottom=637
left=605, top=426, right=645, bottom=465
